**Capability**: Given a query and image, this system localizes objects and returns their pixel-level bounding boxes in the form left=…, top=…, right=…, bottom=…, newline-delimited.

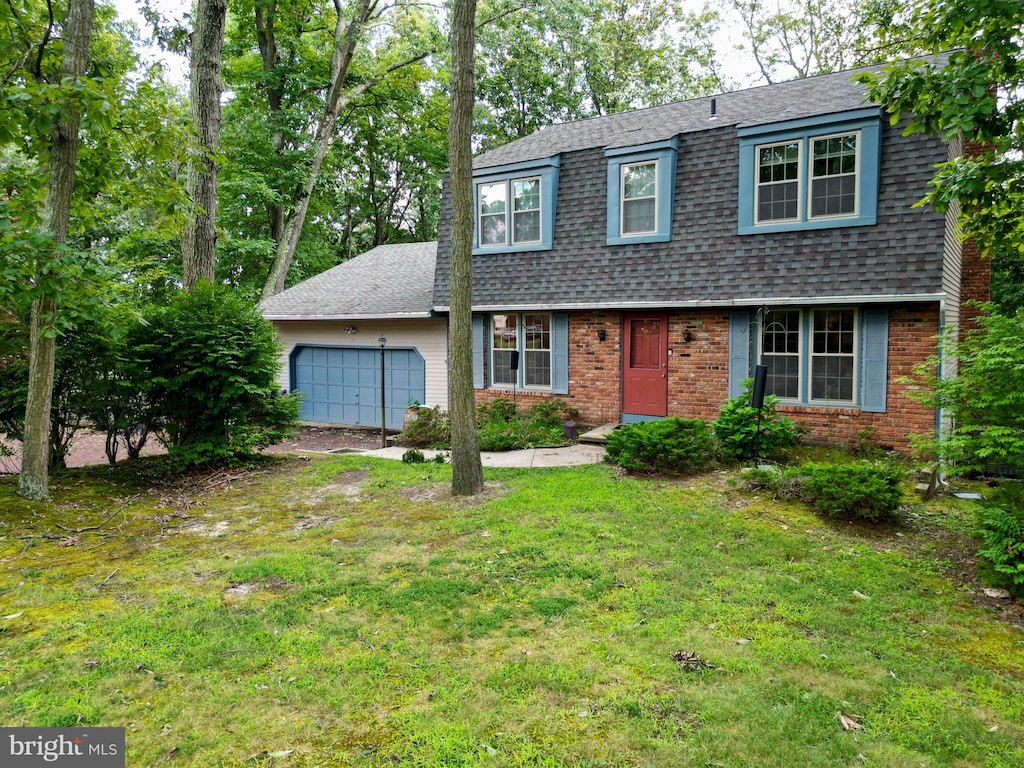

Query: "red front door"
left=622, top=313, right=668, bottom=417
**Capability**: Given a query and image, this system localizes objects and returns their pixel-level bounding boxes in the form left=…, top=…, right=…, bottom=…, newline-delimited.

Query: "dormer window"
left=605, top=138, right=678, bottom=245
left=739, top=110, right=880, bottom=234
left=472, top=158, right=559, bottom=254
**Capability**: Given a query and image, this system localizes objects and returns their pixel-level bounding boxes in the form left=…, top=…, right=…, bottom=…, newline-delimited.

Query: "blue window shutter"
left=860, top=308, right=888, bottom=412
left=552, top=313, right=569, bottom=394
left=472, top=314, right=485, bottom=389
left=728, top=310, right=751, bottom=397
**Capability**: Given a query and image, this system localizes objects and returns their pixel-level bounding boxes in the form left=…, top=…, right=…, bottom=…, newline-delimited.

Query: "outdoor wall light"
left=378, top=335, right=387, bottom=348
left=596, top=329, right=607, bottom=342
left=344, top=326, right=357, bottom=334
left=683, top=329, right=693, bottom=343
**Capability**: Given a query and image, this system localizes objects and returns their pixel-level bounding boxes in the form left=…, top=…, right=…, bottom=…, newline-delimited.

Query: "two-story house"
left=432, top=58, right=989, bottom=452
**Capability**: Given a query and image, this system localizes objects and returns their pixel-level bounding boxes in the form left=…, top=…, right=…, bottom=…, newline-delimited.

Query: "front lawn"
left=0, top=456, right=1021, bottom=767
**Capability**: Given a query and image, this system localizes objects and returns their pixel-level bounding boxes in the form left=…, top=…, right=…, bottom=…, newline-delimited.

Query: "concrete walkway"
left=352, top=442, right=607, bottom=468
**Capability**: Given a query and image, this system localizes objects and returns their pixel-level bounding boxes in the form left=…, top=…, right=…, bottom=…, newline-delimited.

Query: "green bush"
left=473, top=397, right=574, bottom=451
left=134, top=282, right=301, bottom=469
left=395, top=405, right=450, bottom=448
left=780, top=460, right=905, bottom=522
left=976, top=481, right=1024, bottom=597
left=401, top=448, right=426, bottom=464
left=713, top=379, right=803, bottom=461
left=605, top=417, right=717, bottom=475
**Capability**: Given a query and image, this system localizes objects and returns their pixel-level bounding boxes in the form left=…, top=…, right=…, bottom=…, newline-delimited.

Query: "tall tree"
left=181, top=0, right=226, bottom=288
left=857, top=0, right=1023, bottom=271
left=728, top=0, right=917, bottom=84
left=447, top=0, right=484, bottom=496
left=18, top=0, right=95, bottom=500
left=474, top=0, right=723, bottom=148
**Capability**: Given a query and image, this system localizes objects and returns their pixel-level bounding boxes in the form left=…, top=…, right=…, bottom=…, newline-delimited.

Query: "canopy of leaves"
left=857, top=0, right=1024, bottom=303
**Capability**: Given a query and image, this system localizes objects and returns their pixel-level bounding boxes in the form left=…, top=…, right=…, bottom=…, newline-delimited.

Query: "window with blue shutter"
left=741, top=306, right=889, bottom=410
left=474, top=312, right=569, bottom=394
left=606, top=139, right=678, bottom=245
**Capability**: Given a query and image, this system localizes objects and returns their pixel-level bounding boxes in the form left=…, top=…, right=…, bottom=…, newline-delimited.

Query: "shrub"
left=133, top=282, right=300, bottom=469
left=780, top=460, right=905, bottom=522
left=605, top=417, right=717, bottom=475
left=976, top=481, right=1024, bottom=597
left=401, top=448, right=426, bottom=464
left=395, top=405, right=450, bottom=448
left=907, top=311, right=1024, bottom=475
left=474, top=397, right=574, bottom=451
left=713, top=379, right=803, bottom=461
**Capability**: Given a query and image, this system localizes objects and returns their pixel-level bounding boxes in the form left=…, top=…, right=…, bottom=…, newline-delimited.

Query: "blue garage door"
left=291, top=346, right=426, bottom=430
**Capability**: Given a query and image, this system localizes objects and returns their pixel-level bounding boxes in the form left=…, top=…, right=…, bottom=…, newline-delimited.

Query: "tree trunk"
left=18, top=0, right=94, bottom=501
left=181, top=0, right=226, bottom=289
left=448, top=0, right=484, bottom=496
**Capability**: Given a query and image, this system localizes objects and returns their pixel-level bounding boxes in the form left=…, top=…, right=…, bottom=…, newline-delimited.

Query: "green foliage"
left=976, top=481, right=1024, bottom=596
left=977, top=505, right=1024, bottom=596
left=401, top=448, right=427, bottom=464
left=911, top=312, right=1024, bottom=475
left=857, top=3, right=1024, bottom=264
left=605, top=417, right=717, bottom=475
left=395, top=405, right=451, bottom=448
left=133, top=282, right=300, bottom=469
left=778, top=460, right=905, bottom=522
left=713, top=379, right=803, bottom=461
left=474, top=398, right=574, bottom=451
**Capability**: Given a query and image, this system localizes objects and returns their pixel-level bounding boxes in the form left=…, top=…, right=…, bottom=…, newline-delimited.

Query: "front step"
left=579, top=422, right=622, bottom=445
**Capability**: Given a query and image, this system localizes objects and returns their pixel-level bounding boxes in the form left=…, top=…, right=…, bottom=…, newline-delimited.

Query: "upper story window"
left=739, top=109, right=881, bottom=234
left=473, top=158, right=559, bottom=254
left=606, top=138, right=678, bottom=245
left=621, top=161, right=658, bottom=235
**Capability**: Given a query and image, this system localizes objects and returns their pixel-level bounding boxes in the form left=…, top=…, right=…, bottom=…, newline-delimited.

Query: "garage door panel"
left=291, top=345, right=425, bottom=430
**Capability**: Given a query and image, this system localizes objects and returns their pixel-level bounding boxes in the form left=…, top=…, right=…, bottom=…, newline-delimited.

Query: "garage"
left=291, top=345, right=426, bottom=430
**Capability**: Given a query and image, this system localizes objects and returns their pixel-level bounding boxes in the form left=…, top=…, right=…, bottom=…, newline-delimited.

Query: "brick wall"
left=473, top=305, right=940, bottom=454
left=959, top=139, right=992, bottom=337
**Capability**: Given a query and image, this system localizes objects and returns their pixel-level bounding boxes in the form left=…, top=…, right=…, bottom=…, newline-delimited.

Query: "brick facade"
left=474, top=305, right=940, bottom=454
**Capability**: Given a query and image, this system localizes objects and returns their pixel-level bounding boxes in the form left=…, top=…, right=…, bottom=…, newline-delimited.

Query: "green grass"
left=0, top=455, right=1022, bottom=767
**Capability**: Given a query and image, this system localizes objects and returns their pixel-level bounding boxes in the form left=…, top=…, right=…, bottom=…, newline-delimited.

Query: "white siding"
left=271, top=319, right=449, bottom=411
left=941, top=135, right=964, bottom=336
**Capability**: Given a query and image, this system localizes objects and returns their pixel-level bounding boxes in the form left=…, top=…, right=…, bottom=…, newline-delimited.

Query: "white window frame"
left=489, top=312, right=553, bottom=390
left=758, top=307, right=860, bottom=405
left=808, top=131, right=861, bottom=221
left=477, top=181, right=508, bottom=247
left=754, top=141, right=802, bottom=225
left=620, top=160, right=659, bottom=236
left=512, top=176, right=543, bottom=245
left=477, top=176, right=544, bottom=248
left=760, top=309, right=803, bottom=402
left=808, top=307, right=858, bottom=404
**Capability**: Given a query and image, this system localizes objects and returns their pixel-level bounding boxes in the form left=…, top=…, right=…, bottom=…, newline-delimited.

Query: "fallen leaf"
left=852, top=590, right=871, bottom=601
left=3, top=612, right=23, bottom=621
left=838, top=712, right=863, bottom=731
left=267, top=750, right=294, bottom=758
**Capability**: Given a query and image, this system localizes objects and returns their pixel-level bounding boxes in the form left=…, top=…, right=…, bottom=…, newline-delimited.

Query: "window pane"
left=479, top=183, right=507, bottom=245
left=513, top=210, right=540, bottom=243
left=811, top=356, right=853, bottom=401
left=810, top=309, right=855, bottom=402
left=623, top=163, right=656, bottom=199
left=492, top=314, right=518, bottom=386
left=810, top=134, right=856, bottom=218
left=525, top=351, right=551, bottom=387
left=492, top=351, right=517, bottom=386
left=623, top=198, right=656, bottom=234
left=523, top=314, right=550, bottom=350
left=761, top=310, right=800, bottom=398
left=764, top=354, right=800, bottom=399
left=513, top=179, right=540, bottom=212
left=757, top=142, right=800, bottom=223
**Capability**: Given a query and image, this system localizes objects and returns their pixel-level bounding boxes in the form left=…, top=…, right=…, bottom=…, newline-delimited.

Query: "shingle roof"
left=433, top=58, right=953, bottom=311
left=260, top=242, right=438, bottom=320
left=473, top=58, right=942, bottom=170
